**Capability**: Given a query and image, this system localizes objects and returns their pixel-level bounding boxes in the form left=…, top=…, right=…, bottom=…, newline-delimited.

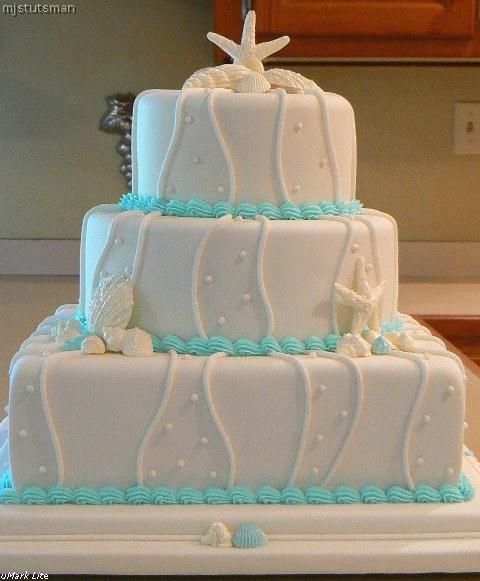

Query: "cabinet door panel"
left=256, top=0, right=476, bottom=40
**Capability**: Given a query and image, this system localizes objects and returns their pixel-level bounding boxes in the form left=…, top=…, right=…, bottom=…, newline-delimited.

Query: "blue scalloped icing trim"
left=118, top=193, right=364, bottom=220
left=0, top=472, right=472, bottom=505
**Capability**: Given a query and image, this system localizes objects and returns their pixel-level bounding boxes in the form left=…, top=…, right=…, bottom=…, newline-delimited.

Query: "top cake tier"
left=132, top=88, right=357, bottom=206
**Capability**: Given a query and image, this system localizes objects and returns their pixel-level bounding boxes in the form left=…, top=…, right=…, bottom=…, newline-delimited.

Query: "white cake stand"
left=0, top=455, right=479, bottom=575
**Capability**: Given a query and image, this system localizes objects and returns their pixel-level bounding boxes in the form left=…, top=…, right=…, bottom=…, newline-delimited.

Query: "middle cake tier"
left=80, top=206, right=398, bottom=342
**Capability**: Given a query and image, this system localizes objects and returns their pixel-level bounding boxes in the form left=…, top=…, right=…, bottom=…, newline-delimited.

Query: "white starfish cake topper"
left=183, top=11, right=318, bottom=94
left=207, top=10, right=290, bottom=73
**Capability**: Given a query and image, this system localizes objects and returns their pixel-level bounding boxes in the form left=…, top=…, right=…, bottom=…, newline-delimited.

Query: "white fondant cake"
left=0, top=10, right=472, bottom=534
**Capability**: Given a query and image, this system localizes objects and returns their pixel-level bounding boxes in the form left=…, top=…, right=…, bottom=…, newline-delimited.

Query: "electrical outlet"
left=454, top=102, right=480, bottom=154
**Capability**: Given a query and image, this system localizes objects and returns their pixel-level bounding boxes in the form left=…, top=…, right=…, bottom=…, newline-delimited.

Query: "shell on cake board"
left=86, top=275, right=134, bottom=336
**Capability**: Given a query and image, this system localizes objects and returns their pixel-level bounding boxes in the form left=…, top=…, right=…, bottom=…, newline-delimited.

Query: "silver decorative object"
left=99, top=93, right=136, bottom=189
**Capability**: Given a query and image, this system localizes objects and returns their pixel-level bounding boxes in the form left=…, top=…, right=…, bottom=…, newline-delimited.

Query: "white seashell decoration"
left=336, top=333, right=371, bottom=358
left=384, top=331, right=417, bottom=352
left=121, top=327, right=153, bottom=357
left=81, top=335, right=106, bottom=355
left=103, top=326, right=126, bottom=352
left=233, top=71, right=271, bottom=94
left=87, top=275, right=134, bottom=336
left=264, top=68, right=318, bottom=93
left=201, top=522, right=232, bottom=548
left=183, top=64, right=249, bottom=90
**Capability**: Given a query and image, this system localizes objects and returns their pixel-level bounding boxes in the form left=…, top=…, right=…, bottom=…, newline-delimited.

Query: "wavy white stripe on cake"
left=364, top=209, right=399, bottom=318
left=256, top=215, right=275, bottom=336
left=350, top=120, right=357, bottom=197
left=39, top=353, right=67, bottom=484
left=79, top=204, right=117, bottom=312
left=354, top=214, right=384, bottom=317
left=156, top=90, right=187, bottom=196
left=191, top=215, right=232, bottom=338
left=272, top=88, right=289, bottom=202
left=313, top=350, right=365, bottom=487
left=86, top=208, right=132, bottom=309
left=130, top=213, right=159, bottom=284
left=270, top=352, right=312, bottom=487
left=203, top=352, right=236, bottom=486
left=324, top=215, right=354, bottom=334
left=207, top=89, right=237, bottom=203
left=136, top=350, right=178, bottom=484
left=390, top=351, right=428, bottom=490
left=307, top=88, right=341, bottom=200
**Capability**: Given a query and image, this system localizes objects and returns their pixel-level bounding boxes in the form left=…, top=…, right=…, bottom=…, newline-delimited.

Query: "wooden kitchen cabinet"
left=213, top=0, right=480, bottom=60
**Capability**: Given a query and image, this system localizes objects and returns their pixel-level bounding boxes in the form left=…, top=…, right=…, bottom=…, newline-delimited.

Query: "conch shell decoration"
left=81, top=275, right=153, bottom=357
left=183, top=10, right=318, bottom=95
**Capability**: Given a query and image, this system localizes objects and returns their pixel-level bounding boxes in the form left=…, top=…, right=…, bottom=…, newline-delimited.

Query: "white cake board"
left=0, top=456, right=479, bottom=575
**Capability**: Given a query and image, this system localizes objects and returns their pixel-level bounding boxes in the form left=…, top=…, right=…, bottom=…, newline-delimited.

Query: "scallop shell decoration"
left=183, top=64, right=249, bottom=90
left=233, top=71, right=271, bottom=94
left=81, top=335, right=106, bottom=355
left=121, top=327, right=153, bottom=357
left=201, top=522, right=232, bottom=549
left=264, top=68, right=318, bottom=93
left=86, top=275, right=134, bottom=336
left=232, top=523, right=267, bottom=549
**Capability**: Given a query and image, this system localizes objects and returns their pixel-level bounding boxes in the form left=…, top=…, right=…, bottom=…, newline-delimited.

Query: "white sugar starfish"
left=207, top=10, right=290, bottom=73
left=335, top=257, right=386, bottom=336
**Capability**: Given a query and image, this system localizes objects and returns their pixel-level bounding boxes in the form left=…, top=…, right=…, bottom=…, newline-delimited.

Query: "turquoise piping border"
left=0, top=471, right=472, bottom=505
left=118, top=193, right=363, bottom=220
left=63, top=317, right=402, bottom=357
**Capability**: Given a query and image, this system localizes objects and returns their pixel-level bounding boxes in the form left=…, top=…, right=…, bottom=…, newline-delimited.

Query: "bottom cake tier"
left=2, top=307, right=468, bottom=501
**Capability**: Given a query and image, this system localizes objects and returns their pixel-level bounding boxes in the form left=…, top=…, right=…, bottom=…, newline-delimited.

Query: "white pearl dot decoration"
left=446, top=385, right=455, bottom=396
left=201, top=436, right=209, bottom=446
left=3, top=405, right=8, bottom=414
left=192, top=156, right=201, bottom=165
left=366, top=263, right=373, bottom=273
left=422, top=414, right=431, bottom=424
left=340, top=410, right=349, bottom=419
left=416, top=457, right=425, bottom=466
left=114, top=237, right=123, bottom=247
left=319, top=158, right=327, bottom=168
left=234, top=215, right=244, bottom=221
left=312, top=466, right=320, bottom=476
left=19, top=430, right=28, bottom=439
left=446, top=467, right=455, bottom=477
left=209, top=470, right=217, bottom=480
left=204, top=275, right=213, bottom=285
left=166, top=185, right=175, bottom=195
left=351, top=243, right=359, bottom=254
left=242, top=293, right=251, bottom=303
left=292, top=184, right=301, bottom=194
left=217, top=185, right=225, bottom=194
left=316, top=433, right=324, bottom=442
left=164, top=423, right=174, bottom=432
left=38, top=466, right=47, bottom=474
left=25, top=384, right=35, bottom=393
left=190, top=393, right=199, bottom=402
left=149, top=469, right=157, bottom=478
left=239, top=250, right=248, bottom=260
left=294, top=122, right=303, bottom=132
left=184, top=115, right=193, bottom=124
left=124, top=265, right=132, bottom=277
left=176, top=459, right=185, bottom=469
left=318, top=384, right=327, bottom=394
left=218, top=316, right=227, bottom=326
left=464, top=421, right=469, bottom=430
left=100, top=270, right=108, bottom=279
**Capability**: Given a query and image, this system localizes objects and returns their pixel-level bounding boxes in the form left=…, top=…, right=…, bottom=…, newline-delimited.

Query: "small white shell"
left=183, top=64, right=249, bottom=90
left=103, top=326, right=126, bottom=352
left=336, top=333, right=371, bottom=358
left=87, top=275, right=134, bottom=336
left=121, top=327, right=153, bottom=357
left=81, top=335, right=106, bottom=355
left=201, top=522, right=232, bottom=548
left=264, top=68, right=318, bottom=93
left=233, top=71, right=271, bottom=94
left=384, top=331, right=417, bottom=352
